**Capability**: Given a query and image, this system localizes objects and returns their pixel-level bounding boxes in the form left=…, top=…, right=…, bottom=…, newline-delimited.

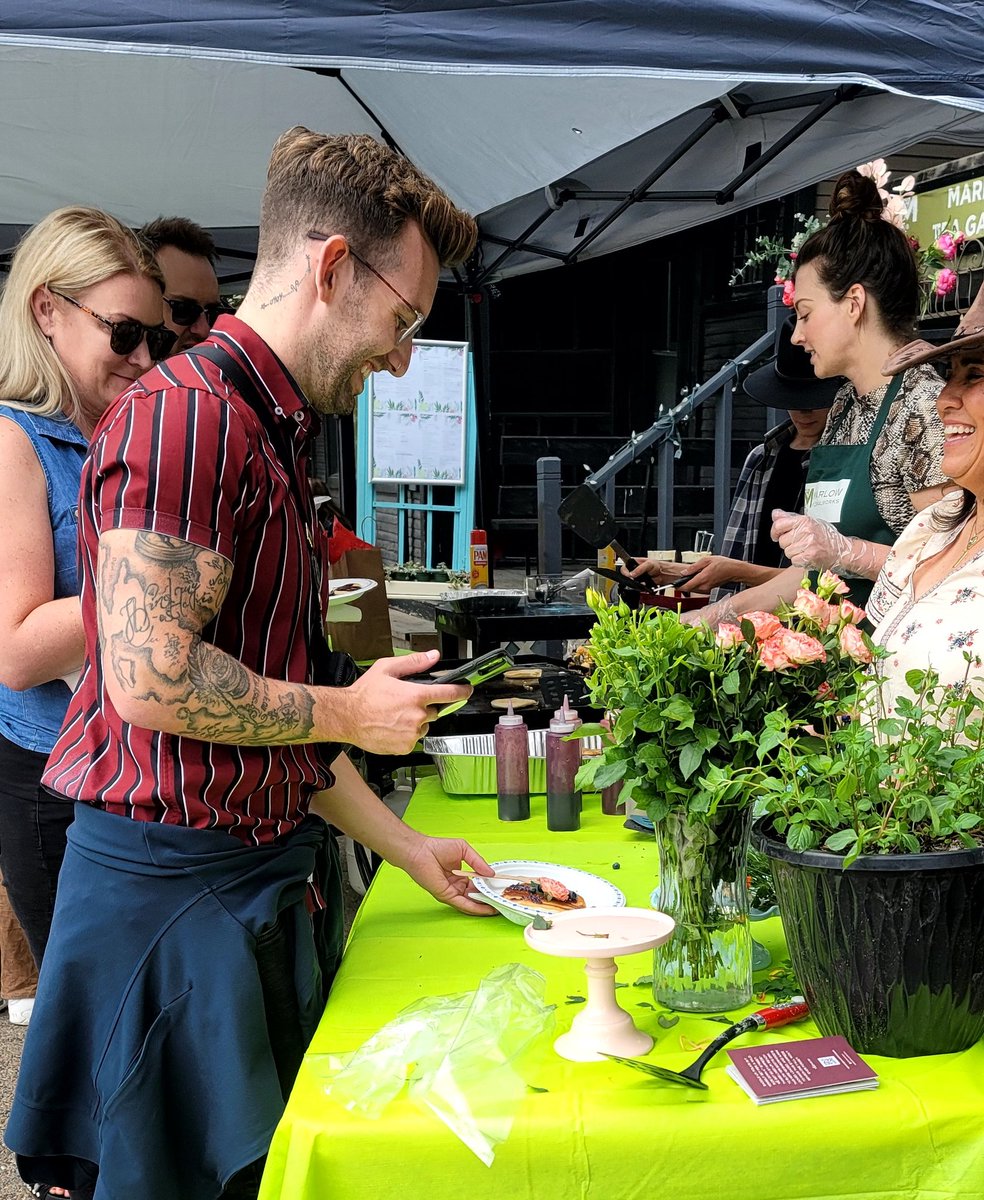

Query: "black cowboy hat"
left=743, top=313, right=841, bottom=411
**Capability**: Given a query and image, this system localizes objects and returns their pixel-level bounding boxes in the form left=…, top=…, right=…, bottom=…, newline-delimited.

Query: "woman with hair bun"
left=693, top=168, right=949, bottom=623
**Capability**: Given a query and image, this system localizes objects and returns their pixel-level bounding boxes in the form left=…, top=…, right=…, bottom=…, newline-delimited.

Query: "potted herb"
left=576, top=573, right=869, bottom=1012
left=737, top=660, right=984, bottom=1057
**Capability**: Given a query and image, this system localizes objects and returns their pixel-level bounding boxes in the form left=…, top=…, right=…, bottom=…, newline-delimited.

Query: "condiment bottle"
left=469, top=529, right=489, bottom=588
left=545, top=710, right=581, bottom=831
left=599, top=716, right=624, bottom=815
left=559, top=695, right=583, bottom=811
left=494, top=701, right=530, bottom=822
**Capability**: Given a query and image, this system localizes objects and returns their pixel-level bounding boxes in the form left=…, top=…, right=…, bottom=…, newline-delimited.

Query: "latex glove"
left=770, top=509, right=879, bottom=578
left=680, top=595, right=739, bottom=628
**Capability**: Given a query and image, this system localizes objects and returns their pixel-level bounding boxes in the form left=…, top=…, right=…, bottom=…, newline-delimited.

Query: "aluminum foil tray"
left=422, top=729, right=603, bottom=796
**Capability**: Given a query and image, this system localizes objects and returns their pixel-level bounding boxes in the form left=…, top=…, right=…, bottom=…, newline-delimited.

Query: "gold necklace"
left=954, top=510, right=982, bottom=567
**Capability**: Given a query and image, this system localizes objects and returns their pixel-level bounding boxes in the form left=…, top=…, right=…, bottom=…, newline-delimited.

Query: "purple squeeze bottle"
left=546, top=708, right=581, bottom=831
left=559, top=694, right=584, bottom=812
left=495, top=701, right=531, bottom=822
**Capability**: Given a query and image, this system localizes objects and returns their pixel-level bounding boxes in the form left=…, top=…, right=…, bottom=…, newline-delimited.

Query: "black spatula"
left=558, top=485, right=638, bottom=567
left=604, top=1000, right=810, bottom=1090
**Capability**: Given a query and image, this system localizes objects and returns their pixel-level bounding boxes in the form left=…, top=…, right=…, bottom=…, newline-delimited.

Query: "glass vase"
left=652, top=806, right=753, bottom=1012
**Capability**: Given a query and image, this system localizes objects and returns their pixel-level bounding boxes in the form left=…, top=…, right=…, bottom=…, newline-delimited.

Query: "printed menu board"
left=369, top=340, right=468, bottom=484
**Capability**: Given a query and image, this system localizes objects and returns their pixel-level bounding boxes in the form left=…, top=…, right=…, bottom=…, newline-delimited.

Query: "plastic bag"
left=324, top=962, right=555, bottom=1165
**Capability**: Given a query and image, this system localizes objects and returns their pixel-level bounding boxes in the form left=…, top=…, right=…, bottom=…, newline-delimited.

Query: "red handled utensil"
left=604, top=1000, right=810, bottom=1090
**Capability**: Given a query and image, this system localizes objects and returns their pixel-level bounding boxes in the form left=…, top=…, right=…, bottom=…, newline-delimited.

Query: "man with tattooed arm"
left=7, top=128, right=493, bottom=1200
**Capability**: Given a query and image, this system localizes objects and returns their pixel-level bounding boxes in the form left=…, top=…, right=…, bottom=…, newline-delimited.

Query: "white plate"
left=327, top=577, right=377, bottom=608
left=471, top=860, right=625, bottom=926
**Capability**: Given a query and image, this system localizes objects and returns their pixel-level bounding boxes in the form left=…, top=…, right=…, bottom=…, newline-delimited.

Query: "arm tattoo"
left=100, top=532, right=317, bottom=745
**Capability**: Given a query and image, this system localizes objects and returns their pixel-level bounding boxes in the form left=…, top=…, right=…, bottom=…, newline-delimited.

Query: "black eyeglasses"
left=307, top=231, right=425, bottom=344
left=49, top=289, right=176, bottom=361
left=164, top=297, right=233, bottom=328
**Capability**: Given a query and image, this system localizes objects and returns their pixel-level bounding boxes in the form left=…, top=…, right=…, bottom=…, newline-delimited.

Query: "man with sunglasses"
left=139, top=215, right=229, bottom=352
left=9, top=129, right=485, bottom=1200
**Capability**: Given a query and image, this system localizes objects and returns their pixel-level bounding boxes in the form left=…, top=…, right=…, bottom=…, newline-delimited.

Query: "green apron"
left=802, top=373, right=903, bottom=607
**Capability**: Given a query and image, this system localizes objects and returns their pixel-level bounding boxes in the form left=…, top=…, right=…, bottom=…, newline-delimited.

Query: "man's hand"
left=398, top=832, right=498, bottom=916
left=332, top=650, right=471, bottom=754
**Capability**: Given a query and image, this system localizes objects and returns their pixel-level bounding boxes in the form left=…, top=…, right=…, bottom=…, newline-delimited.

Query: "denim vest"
left=0, top=407, right=86, bottom=753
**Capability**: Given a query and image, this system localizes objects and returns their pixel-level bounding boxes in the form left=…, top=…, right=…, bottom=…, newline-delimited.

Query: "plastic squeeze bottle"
left=558, top=695, right=583, bottom=811
left=545, top=709, right=581, bottom=831
left=494, top=701, right=531, bottom=822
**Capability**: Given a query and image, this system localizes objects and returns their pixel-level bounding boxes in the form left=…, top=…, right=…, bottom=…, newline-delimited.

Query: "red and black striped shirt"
left=43, top=317, right=336, bottom=846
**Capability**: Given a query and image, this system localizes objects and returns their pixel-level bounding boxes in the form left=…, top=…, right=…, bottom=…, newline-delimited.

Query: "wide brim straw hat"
left=743, top=314, right=841, bottom=410
left=883, top=284, right=984, bottom=375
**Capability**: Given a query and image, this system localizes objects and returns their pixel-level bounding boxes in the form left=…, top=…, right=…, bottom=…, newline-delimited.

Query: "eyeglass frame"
left=163, top=296, right=234, bottom=329
left=306, top=231, right=426, bottom=344
left=47, top=288, right=176, bottom=361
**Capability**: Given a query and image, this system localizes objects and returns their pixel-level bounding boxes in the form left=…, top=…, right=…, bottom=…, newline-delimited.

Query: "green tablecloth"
left=260, top=777, right=984, bottom=1200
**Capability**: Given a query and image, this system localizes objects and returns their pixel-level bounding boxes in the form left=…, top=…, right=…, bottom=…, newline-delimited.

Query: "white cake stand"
left=525, top=905, right=675, bottom=1062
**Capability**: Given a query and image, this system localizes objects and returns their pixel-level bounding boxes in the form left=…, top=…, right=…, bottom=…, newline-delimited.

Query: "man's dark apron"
left=803, top=374, right=903, bottom=607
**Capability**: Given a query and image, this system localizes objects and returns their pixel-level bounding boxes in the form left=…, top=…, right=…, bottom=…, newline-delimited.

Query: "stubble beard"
left=305, top=328, right=368, bottom=417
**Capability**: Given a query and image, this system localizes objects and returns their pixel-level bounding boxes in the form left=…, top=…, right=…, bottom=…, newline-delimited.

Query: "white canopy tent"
left=2, top=2, right=984, bottom=280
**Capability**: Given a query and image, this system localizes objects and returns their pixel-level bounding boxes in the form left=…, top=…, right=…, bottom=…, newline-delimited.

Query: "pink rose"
left=792, top=588, right=837, bottom=629
left=936, top=268, right=957, bottom=297
left=758, top=634, right=792, bottom=672
left=817, top=570, right=850, bottom=597
left=715, top=623, right=743, bottom=650
left=744, top=611, right=783, bottom=641
left=776, top=629, right=827, bottom=666
left=839, top=624, right=874, bottom=664
left=839, top=599, right=865, bottom=625
left=782, top=279, right=796, bottom=307
left=954, top=231, right=966, bottom=248
left=937, top=232, right=957, bottom=260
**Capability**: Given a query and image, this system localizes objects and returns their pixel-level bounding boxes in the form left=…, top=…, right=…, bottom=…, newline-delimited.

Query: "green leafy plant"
left=574, top=572, right=872, bottom=824
left=728, top=660, right=984, bottom=864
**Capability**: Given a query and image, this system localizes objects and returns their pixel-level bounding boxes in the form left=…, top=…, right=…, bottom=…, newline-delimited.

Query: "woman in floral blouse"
left=868, top=287, right=984, bottom=709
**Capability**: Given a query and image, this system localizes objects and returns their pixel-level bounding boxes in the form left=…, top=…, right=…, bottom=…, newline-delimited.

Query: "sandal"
left=28, top=1185, right=72, bottom=1199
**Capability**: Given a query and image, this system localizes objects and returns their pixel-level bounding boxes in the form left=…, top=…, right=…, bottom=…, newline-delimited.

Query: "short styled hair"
left=255, top=127, right=477, bottom=276
left=0, top=205, right=164, bottom=422
left=139, top=215, right=217, bottom=265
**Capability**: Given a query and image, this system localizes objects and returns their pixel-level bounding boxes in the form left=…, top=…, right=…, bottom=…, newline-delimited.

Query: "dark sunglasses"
left=49, top=289, right=176, bottom=361
left=164, top=297, right=233, bottom=328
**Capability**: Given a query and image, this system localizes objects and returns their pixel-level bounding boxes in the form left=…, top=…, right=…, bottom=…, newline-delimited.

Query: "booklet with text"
left=725, top=1035, right=879, bottom=1104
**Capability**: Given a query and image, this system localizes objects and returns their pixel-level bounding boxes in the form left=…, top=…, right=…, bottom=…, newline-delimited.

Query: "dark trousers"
left=0, top=733, right=75, bottom=969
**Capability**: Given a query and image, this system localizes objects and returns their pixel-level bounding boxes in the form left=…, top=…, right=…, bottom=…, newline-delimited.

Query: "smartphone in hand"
left=427, top=649, right=517, bottom=717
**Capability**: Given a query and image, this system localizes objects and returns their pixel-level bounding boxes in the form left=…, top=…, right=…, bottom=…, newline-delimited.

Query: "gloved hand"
left=770, top=509, right=879, bottom=578
left=680, top=594, right=739, bottom=628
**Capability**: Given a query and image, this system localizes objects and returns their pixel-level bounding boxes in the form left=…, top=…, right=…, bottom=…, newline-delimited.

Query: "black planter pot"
left=752, top=818, right=984, bottom=1058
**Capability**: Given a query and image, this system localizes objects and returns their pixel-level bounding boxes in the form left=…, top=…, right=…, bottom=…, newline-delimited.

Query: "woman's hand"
left=771, top=509, right=852, bottom=569
left=400, top=834, right=498, bottom=916
left=624, top=557, right=681, bottom=583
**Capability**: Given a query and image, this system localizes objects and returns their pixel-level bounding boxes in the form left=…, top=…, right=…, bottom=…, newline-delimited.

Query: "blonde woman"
left=0, top=206, right=172, bottom=998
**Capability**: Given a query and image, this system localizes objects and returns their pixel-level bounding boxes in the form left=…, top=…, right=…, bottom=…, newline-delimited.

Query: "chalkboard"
left=368, top=340, right=469, bottom=484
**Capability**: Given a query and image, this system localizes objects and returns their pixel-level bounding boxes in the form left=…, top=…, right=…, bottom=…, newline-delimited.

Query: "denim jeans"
left=0, top=733, right=75, bottom=968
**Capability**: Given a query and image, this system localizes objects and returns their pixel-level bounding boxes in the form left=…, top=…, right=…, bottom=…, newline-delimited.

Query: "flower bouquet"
left=576, top=572, right=873, bottom=1010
